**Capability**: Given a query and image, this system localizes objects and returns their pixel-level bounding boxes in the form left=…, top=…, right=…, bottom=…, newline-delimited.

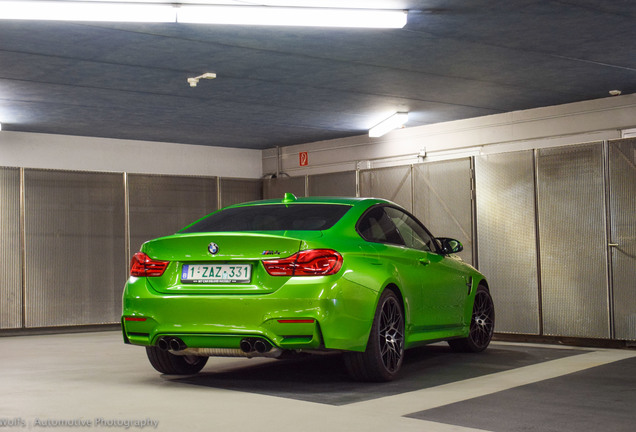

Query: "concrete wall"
left=0, top=131, right=263, bottom=178
left=4, top=94, right=635, bottom=180
left=264, top=94, right=636, bottom=176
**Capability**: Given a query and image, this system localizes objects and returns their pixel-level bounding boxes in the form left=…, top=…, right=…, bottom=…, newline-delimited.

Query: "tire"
left=344, top=289, right=405, bottom=382
left=145, top=346, right=208, bottom=375
left=448, top=285, right=495, bottom=353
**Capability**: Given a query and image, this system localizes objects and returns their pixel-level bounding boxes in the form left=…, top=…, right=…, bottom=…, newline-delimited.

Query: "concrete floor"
left=1, top=331, right=635, bottom=432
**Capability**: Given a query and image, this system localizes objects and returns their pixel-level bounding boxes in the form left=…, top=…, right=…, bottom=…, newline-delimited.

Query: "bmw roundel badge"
left=208, top=242, right=219, bottom=255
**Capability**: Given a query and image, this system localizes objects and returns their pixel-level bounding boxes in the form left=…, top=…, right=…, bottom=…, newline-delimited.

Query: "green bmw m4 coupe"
left=122, top=194, right=494, bottom=382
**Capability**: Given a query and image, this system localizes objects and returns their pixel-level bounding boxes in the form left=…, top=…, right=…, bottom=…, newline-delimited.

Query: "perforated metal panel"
left=24, top=170, right=126, bottom=327
left=263, top=176, right=306, bottom=199
left=413, top=159, right=473, bottom=264
left=0, top=167, right=22, bottom=329
left=128, top=174, right=218, bottom=254
left=359, top=166, right=412, bottom=211
left=608, top=138, right=636, bottom=340
left=537, top=143, right=609, bottom=338
left=308, top=171, right=356, bottom=197
left=220, top=178, right=262, bottom=207
left=475, top=152, right=540, bottom=334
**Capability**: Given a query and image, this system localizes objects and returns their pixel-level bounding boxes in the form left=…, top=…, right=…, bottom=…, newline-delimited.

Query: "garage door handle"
left=419, top=258, right=430, bottom=266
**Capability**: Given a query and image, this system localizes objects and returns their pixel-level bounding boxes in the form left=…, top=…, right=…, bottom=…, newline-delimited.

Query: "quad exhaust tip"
left=254, top=339, right=272, bottom=353
left=240, top=338, right=272, bottom=354
left=159, top=336, right=271, bottom=355
left=157, top=337, right=169, bottom=351
left=239, top=339, right=253, bottom=353
left=157, top=336, right=187, bottom=352
left=169, top=338, right=187, bottom=351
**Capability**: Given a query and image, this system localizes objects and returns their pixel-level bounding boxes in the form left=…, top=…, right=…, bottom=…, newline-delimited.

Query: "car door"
left=383, top=207, right=470, bottom=332
left=356, top=206, right=426, bottom=328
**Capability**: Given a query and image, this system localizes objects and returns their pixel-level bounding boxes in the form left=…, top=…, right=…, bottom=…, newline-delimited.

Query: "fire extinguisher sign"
left=299, top=152, right=309, bottom=166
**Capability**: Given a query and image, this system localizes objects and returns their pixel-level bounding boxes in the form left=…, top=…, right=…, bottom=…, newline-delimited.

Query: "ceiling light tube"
left=369, top=112, right=409, bottom=138
left=0, top=2, right=407, bottom=28
left=0, top=1, right=175, bottom=23
left=177, top=6, right=407, bottom=28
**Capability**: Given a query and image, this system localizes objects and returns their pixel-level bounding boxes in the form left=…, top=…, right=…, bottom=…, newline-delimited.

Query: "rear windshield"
left=180, top=204, right=351, bottom=233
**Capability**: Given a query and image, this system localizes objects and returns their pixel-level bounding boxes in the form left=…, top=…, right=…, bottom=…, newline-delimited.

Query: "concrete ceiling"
left=0, top=0, right=635, bottom=149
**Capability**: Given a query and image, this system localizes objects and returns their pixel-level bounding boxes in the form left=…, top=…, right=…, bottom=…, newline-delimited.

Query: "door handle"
left=419, top=258, right=430, bottom=266
left=608, top=243, right=619, bottom=247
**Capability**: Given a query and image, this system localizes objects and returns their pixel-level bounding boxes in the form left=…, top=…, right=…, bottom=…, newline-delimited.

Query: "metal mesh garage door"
left=308, top=171, right=356, bottom=197
left=413, top=159, right=473, bottom=264
left=263, top=176, right=306, bottom=199
left=127, top=174, right=218, bottom=255
left=536, top=143, right=609, bottom=339
left=475, top=151, right=540, bottom=334
left=0, top=167, right=21, bottom=329
left=359, top=165, right=412, bottom=211
left=608, top=138, right=636, bottom=340
left=24, top=169, right=126, bottom=327
left=219, top=178, right=262, bottom=207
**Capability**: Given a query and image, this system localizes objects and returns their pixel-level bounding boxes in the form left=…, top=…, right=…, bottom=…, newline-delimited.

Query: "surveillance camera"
left=187, top=78, right=198, bottom=87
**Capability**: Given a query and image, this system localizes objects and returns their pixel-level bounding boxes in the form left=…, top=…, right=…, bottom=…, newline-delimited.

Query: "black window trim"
left=355, top=204, right=443, bottom=254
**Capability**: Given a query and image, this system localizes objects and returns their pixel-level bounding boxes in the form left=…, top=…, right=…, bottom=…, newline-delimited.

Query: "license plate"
left=181, top=264, right=251, bottom=284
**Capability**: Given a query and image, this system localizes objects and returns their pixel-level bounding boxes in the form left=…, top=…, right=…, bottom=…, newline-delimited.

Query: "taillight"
left=130, top=252, right=169, bottom=277
left=263, top=249, right=342, bottom=276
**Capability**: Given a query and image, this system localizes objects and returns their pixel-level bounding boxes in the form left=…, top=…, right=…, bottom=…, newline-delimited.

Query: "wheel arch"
left=383, top=283, right=405, bottom=310
left=476, top=277, right=490, bottom=292
left=343, top=283, right=406, bottom=382
left=380, top=283, right=411, bottom=330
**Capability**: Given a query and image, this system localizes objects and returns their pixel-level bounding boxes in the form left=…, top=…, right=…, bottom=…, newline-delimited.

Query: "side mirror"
left=437, top=237, right=463, bottom=255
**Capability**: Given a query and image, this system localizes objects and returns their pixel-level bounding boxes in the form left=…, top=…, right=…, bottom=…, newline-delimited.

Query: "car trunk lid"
left=139, top=232, right=320, bottom=294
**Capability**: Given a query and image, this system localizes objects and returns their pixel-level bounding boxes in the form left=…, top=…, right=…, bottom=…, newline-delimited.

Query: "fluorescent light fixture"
left=0, top=1, right=175, bottom=23
left=369, top=112, right=408, bottom=138
left=0, top=2, right=408, bottom=28
left=177, top=6, right=407, bottom=28
left=621, top=127, right=636, bottom=138
left=187, top=72, right=217, bottom=87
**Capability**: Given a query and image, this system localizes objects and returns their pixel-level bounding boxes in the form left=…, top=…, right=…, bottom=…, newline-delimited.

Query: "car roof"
left=228, top=195, right=394, bottom=208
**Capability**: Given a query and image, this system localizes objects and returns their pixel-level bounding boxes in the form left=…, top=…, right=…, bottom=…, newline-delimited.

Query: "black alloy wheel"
left=448, top=285, right=494, bottom=353
left=344, top=289, right=405, bottom=382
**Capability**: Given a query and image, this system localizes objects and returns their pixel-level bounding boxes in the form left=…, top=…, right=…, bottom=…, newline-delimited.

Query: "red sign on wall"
left=299, top=151, right=309, bottom=166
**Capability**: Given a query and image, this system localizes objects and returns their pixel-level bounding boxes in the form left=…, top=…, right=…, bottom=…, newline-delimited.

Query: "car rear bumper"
left=121, top=274, right=378, bottom=353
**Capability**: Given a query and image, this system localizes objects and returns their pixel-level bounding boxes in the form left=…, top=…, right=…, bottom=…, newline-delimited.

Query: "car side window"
left=357, top=206, right=404, bottom=245
left=384, top=207, right=436, bottom=252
